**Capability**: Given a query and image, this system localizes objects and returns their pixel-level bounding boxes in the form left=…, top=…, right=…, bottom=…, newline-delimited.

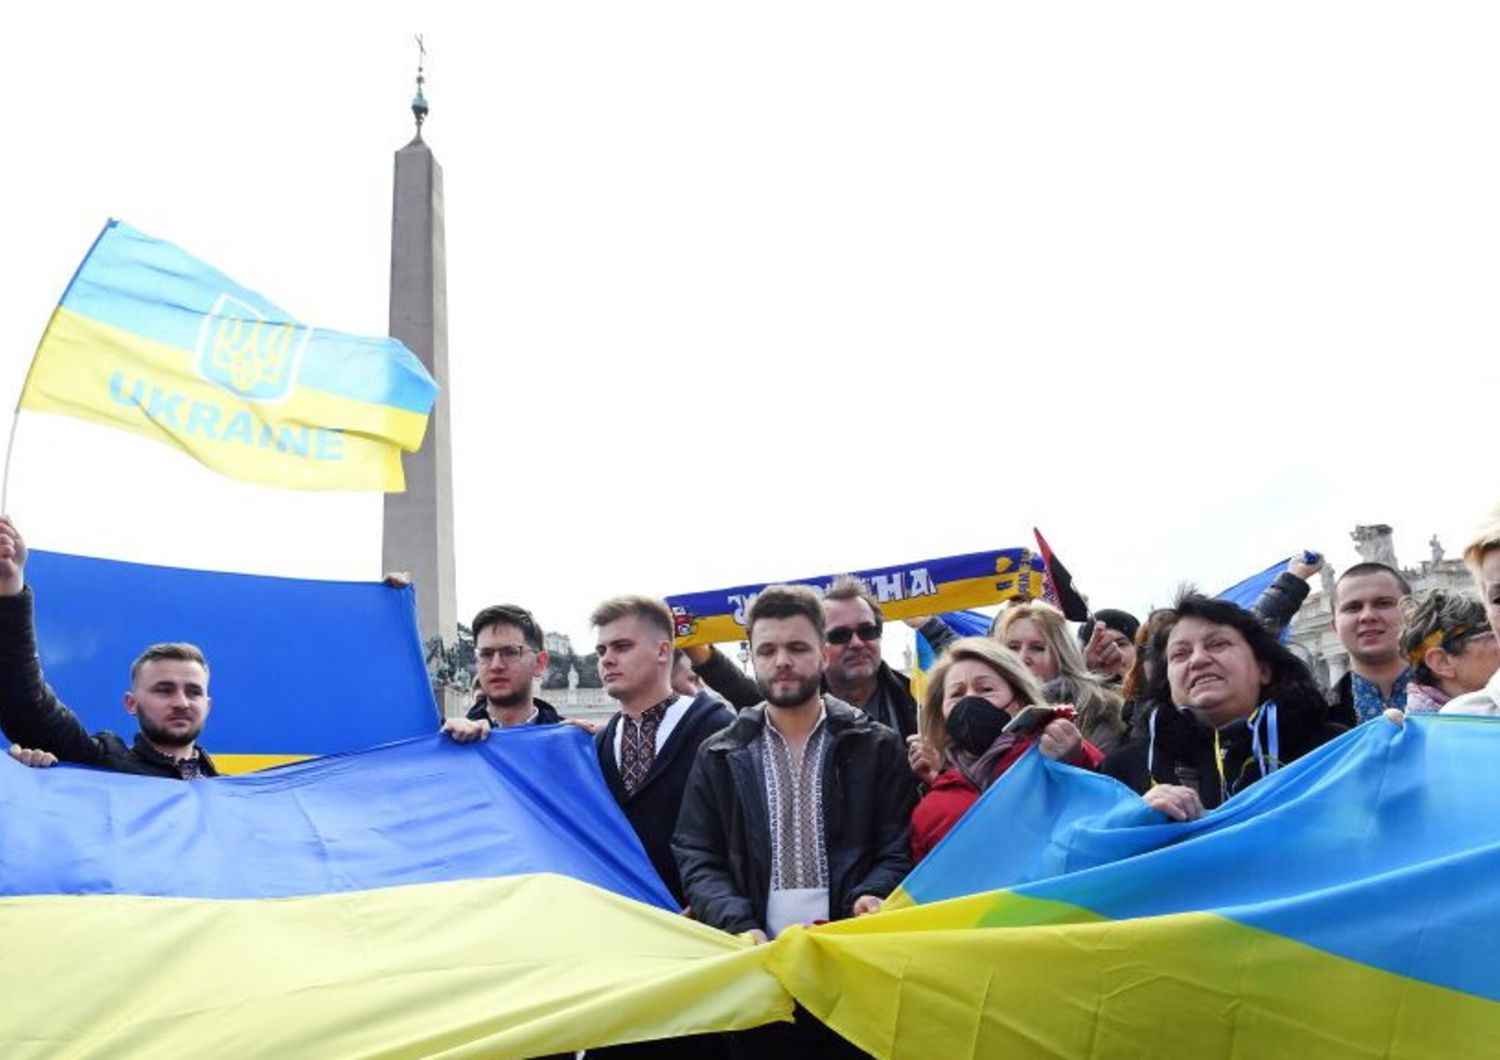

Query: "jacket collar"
left=131, top=733, right=217, bottom=776
left=704, top=695, right=865, bottom=753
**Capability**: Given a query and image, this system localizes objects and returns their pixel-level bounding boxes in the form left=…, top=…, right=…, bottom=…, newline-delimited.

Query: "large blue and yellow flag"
left=779, top=715, right=1500, bottom=1056
left=0, top=726, right=792, bottom=1056
left=5, top=716, right=1499, bottom=1056
left=28, top=548, right=437, bottom=773
left=668, top=547, right=1045, bottom=647
left=19, top=220, right=438, bottom=491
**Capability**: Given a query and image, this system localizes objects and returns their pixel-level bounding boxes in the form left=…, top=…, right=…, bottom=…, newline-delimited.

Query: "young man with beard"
left=687, top=575, right=925, bottom=739
left=674, top=584, right=914, bottom=1058
left=441, top=603, right=564, bottom=742
left=1330, top=562, right=1412, bottom=724
left=0, top=517, right=217, bottom=779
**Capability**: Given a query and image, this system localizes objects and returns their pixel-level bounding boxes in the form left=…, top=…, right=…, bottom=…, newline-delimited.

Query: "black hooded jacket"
left=1103, top=692, right=1346, bottom=810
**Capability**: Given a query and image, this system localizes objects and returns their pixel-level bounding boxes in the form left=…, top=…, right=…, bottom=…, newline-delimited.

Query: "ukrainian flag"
left=6, top=711, right=1498, bottom=1055
left=773, top=716, right=1500, bottom=1056
left=19, top=220, right=438, bottom=491
left=0, top=726, right=791, bottom=1057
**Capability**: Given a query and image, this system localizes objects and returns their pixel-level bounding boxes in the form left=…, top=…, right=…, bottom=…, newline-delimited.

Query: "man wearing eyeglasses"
left=442, top=604, right=564, bottom=741
left=688, top=576, right=925, bottom=740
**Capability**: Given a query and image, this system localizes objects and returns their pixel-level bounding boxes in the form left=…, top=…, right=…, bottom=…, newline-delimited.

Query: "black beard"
left=137, top=714, right=202, bottom=751
left=757, top=673, right=822, bottom=709
left=485, top=688, right=532, bottom=710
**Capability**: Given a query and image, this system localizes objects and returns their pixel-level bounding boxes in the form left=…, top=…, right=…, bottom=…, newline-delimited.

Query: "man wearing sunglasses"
left=442, top=603, right=565, bottom=741
left=687, top=576, right=924, bottom=740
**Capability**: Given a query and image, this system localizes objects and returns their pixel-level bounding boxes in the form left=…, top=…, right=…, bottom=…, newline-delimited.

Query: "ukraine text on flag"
left=19, top=220, right=438, bottom=491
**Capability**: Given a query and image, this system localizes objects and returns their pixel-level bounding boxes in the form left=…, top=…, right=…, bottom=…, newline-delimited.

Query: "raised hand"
left=0, top=517, right=27, bottom=597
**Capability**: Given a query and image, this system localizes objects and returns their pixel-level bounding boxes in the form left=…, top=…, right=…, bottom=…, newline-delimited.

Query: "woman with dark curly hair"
left=1102, top=593, right=1347, bottom=821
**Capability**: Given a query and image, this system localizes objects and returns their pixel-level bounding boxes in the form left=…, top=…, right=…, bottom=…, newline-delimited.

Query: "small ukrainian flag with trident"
left=17, top=220, right=438, bottom=491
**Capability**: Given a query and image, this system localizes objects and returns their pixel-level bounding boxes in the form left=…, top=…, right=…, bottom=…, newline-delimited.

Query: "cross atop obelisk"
left=384, top=38, right=457, bottom=714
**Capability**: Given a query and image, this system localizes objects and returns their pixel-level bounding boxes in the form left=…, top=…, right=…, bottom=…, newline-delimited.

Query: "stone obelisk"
left=383, top=51, right=457, bottom=714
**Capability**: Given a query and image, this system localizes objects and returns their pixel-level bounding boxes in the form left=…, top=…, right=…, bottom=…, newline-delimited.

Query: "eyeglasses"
left=477, top=645, right=534, bottom=665
left=1453, top=630, right=1498, bottom=653
left=826, top=623, right=882, bottom=646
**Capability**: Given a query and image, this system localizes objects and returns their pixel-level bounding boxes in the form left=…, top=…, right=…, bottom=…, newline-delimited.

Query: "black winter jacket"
left=595, top=692, right=735, bottom=906
left=1102, top=692, right=1345, bottom=810
left=673, top=697, right=915, bottom=935
left=0, top=589, right=218, bottom=779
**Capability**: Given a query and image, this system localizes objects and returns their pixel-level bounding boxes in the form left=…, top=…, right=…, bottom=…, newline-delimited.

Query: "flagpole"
left=4, top=221, right=117, bottom=515
left=0, top=305, right=59, bottom=516
left=0, top=409, right=22, bottom=514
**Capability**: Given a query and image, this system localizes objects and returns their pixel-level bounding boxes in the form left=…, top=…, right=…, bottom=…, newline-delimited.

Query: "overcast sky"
left=4, top=2, right=1496, bottom=650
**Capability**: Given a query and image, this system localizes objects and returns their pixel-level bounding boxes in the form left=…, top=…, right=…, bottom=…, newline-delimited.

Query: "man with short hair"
left=0, top=517, right=217, bottom=778
left=674, top=583, right=914, bottom=1057
left=689, top=575, right=929, bottom=739
left=590, top=595, right=734, bottom=907
left=670, top=648, right=708, bottom=699
left=1331, top=562, right=1413, bottom=724
left=442, top=603, right=564, bottom=742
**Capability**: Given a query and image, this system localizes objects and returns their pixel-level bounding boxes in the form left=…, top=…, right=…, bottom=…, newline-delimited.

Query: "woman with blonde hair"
left=910, top=637, right=1103, bottom=862
left=1442, top=509, right=1500, bottom=716
left=991, top=602, right=1128, bottom=753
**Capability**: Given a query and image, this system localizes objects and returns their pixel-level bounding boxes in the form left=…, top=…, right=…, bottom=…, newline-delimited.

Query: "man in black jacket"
left=0, top=517, right=218, bottom=779
left=441, top=603, right=566, bottom=742
left=674, top=584, right=914, bottom=1057
left=589, top=594, right=734, bottom=908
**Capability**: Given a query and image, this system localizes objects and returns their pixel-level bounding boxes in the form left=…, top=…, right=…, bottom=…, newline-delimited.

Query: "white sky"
left=4, top=2, right=1496, bottom=652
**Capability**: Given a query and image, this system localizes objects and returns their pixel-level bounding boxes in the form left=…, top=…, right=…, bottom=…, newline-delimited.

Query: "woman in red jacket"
left=910, top=636, right=1104, bottom=862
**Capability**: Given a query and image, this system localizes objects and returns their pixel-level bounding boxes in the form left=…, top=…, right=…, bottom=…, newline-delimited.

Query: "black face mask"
left=944, top=696, right=1010, bottom=755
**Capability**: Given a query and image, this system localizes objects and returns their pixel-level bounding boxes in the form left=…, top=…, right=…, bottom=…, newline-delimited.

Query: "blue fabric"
left=27, top=549, right=435, bottom=758
left=914, top=609, right=992, bottom=670
left=62, top=220, right=438, bottom=412
left=1217, top=557, right=1292, bottom=640
left=0, top=726, right=676, bottom=909
left=1217, top=558, right=1289, bottom=610
left=901, top=715, right=1500, bottom=1000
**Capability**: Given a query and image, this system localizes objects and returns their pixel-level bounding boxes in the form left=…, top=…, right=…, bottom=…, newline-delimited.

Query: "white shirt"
left=1441, top=669, right=1500, bottom=717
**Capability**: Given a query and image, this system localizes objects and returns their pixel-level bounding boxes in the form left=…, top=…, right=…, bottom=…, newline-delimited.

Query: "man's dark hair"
left=824, top=574, right=883, bottom=627
left=471, top=604, right=545, bottom=652
left=1332, top=562, right=1412, bottom=608
left=130, top=642, right=210, bottom=684
left=589, top=595, right=675, bottom=642
left=747, top=584, right=826, bottom=642
left=1142, top=593, right=1325, bottom=716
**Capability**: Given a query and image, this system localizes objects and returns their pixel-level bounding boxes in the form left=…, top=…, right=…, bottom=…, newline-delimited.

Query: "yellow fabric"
left=0, top=874, right=790, bottom=1058
left=772, top=892, right=1497, bottom=1059
left=21, top=308, right=427, bottom=490
left=211, top=752, right=314, bottom=774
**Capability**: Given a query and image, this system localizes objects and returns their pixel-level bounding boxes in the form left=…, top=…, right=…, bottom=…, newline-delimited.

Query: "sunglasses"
left=827, top=623, right=882, bottom=646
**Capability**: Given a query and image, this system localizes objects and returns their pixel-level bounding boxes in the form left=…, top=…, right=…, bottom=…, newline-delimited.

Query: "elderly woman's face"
left=942, top=658, right=1018, bottom=718
left=1165, top=616, right=1269, bottom=729
left=1002, top=618, right=1059, bottom=682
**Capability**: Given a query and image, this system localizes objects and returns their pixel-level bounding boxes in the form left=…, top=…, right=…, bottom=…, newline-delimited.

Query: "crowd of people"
left=3, top=511, right=1500, bottom=1058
